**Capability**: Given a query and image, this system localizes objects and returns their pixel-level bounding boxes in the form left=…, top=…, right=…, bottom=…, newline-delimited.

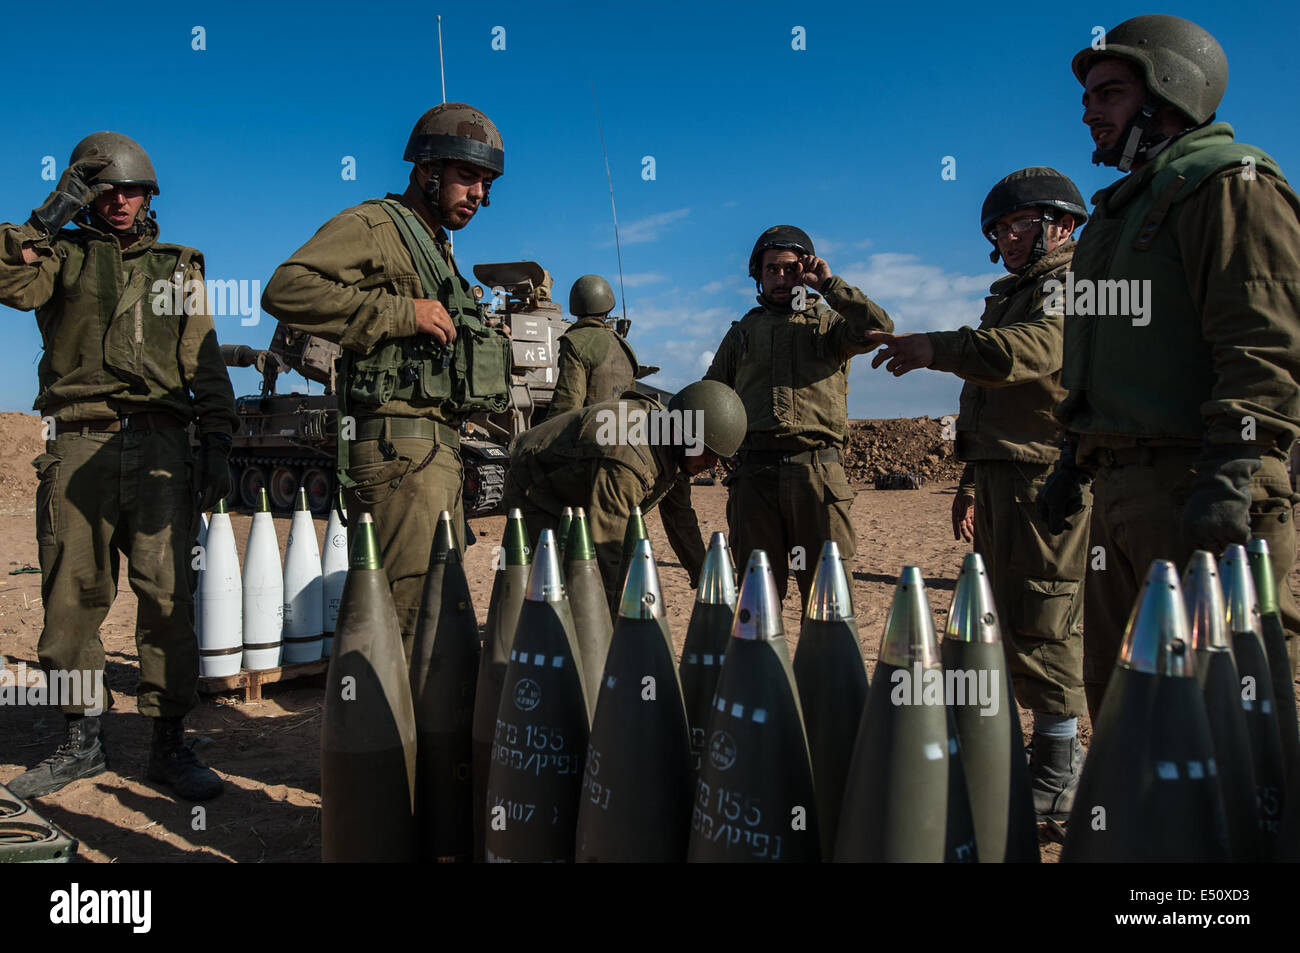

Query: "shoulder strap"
left=366, top=198, right=453, bottom=297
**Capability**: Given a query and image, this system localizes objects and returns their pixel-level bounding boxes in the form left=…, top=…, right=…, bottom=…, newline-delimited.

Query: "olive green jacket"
left=929, top=242, right=1074, bottom=476
left=261, top=192, right=459, bottom=422
left=507, top=393, right=699, bottom=593
left=0, top=217, right=237, bottom=434
left=547, top=318, right=639, bottom=418
left=1059, top=123, right=1300, bottom=456
left=704, top=275, right=894, bottom=451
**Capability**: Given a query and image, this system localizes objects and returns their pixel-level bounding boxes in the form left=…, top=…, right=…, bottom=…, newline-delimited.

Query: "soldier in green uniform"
left=547, top=274, right=707, bottom=586
left=504, top=381, right=746, bottom=602
left=0, top=132, right=237, bottom=801
left=1038, top=15, right=1300, bottom=716
left=864, top=168, right=1092, bottom=821
left=262, top=103, right=512, bottom=658
left=548, top=275, right=638, bottom=417
left=704, top=226, right=894, bottom=603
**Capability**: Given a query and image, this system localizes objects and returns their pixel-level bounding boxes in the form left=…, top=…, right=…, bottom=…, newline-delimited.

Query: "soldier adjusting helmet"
left=748, top=225, right=814, bottom=281
left=981, top=168, right=1087, bottom=267
left=405, top=102, right=505, bottom=207
left=70, top=131, right=160, bottom=195
left=668, top=380, right=748, bottom=459
left=569, top=275, right=616, bottom=318
left=1071, top=15, right=1227, bottom=170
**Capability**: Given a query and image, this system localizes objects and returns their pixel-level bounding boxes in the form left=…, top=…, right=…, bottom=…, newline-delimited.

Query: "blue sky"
left=1, top=1, right=1295, bottom=418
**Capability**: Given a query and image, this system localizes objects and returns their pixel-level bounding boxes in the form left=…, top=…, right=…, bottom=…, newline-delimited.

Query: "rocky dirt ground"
left=0, top=411, right=1296, bottom=863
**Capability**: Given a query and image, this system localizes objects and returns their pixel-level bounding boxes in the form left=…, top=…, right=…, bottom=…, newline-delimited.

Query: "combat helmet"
left=70, top=131, right=159, bottom=195
left=668, top=380, right=748, bottom=460
left=569, top=275, right=616, bottom=318
left=1071, top=15, right=1227, bottom=170
left=405, top=102, right=504, bottom=207
left=981, top=168, right=1087, bottom=268
left=748, top=225, right=814, bottom=281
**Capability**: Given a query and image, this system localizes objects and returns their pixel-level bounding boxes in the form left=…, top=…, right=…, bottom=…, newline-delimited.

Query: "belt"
left=740, top=447, right=842, bottom=466
left=1085, top=445, right=1195, bottom=469
left=62, top=412, right=185, bottom=435
left=354, top=416, right=459, bottom=445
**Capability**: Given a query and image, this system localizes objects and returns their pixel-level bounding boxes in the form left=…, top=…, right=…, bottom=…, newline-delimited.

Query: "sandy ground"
left=0, top=430, right=1296, bottom=863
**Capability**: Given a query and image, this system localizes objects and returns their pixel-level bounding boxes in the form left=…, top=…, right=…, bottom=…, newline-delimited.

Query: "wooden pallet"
left=197, top=659, right=329, bottom=703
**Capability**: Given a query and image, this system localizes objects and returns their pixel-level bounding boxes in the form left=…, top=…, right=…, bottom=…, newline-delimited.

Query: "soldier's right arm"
left=546, top=338, right=587, bottom=418
left=702, top=323, right=741, bottom=385
left=0, top=223, right=62, bottom=311
left=926, top=303, right=1063, bottom=388
left=261, top=210, right=420, bottom=353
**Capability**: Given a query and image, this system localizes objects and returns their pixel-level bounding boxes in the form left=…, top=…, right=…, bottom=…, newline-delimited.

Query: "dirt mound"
left=0, top=412, right=43, bottom=509
left=843, top=416, right=963, bottom=486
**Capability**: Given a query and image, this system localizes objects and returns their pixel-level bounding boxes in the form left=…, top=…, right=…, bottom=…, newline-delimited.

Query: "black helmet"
left=747, top=225, right=814, bottom=280
left=981, top=168, right=1087, bottom=236
left=981, top=168, right=1087, bottom=269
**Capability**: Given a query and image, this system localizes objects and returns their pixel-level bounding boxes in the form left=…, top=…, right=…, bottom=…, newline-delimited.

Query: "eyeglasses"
left=986, top=217, right=1045, bottom=243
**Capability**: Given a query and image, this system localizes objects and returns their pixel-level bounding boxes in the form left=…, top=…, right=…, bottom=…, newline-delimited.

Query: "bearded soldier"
left=0, top=132, right=237, bottom=801
left=263, top=103, right=512, bottom=658
left=705, top=226, right=894, bottom=602
left=1037, top=15, right=1300, bottom=716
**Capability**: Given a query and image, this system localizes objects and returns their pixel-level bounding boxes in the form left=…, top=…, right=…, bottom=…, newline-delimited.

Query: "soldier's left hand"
left=865, top=331, right=934, bottom=376
left=196, top=433, right=233, bottom=513
left=798, top=255, right=831, bottom=290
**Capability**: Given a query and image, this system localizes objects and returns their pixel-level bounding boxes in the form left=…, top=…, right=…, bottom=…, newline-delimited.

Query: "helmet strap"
left=1094, top=97, right=1168, bottom=172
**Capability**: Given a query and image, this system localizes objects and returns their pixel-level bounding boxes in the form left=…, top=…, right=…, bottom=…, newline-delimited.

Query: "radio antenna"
left=590, top=84, right=627, bottom=325
left=437, top=16, right=447, bottom=103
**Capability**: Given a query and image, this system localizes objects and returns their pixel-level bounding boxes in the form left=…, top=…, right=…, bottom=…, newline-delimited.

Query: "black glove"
left=1181, top=444, right=1261, bottom=554
left=1035, top=442, right=1092, bottom=535
left=29, top=153, right=112, bottom=235
left=196, top=433, right=233, bottom=513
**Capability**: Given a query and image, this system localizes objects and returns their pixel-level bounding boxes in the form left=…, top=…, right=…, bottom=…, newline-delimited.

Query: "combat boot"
left=147, top=717, right=223, bottom=801
left=7, top=715, right=108, bottom=799
left=1029, top=733, right=1084, bottom=823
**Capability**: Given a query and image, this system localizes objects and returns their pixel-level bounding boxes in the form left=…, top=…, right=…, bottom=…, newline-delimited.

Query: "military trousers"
left=1080, top=446, right=1299, bottom=719
left=972, top=460, right=1088, bottom=718
left=33, top=426, right=199, bottom=718
left=344, top=421, right=463, bottom=662
left=724, top=454, right=857, bottom=604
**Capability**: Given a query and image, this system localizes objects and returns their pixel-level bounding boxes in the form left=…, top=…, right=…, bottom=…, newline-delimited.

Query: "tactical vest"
left=341, top=199, right=510, bottom=420
left=729, top=297, right=850, bottom=450
left=560, top=320, right=638, bottom=404
left=1060, top=127, right=1280, bottom=440
left=35, top=224, right=199, bottom=421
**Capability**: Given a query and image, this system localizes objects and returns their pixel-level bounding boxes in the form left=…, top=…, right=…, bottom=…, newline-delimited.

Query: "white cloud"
left=618, top=273, right=666, bottom=288
left=838, top=253, right=1000, bottom=334
left=609, top=207, right=691, bottom=245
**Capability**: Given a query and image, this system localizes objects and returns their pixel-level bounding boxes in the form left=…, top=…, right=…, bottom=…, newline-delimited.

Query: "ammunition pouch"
left=346, top=198, right=509, bottom=418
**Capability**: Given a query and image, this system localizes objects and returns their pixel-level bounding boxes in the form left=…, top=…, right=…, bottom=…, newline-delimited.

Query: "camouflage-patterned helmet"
left=569, top=275, right=616, bottom=317
left=748, top=225, right=814, bottom=280
left=1071, top=15, right=1228, bottom=124
left=404, top=102, right=505, bottom=175
left=669, top=381, right=748, bottom=459
left=980, top=168, right=1088, bottom=237
left=69, top=131, right=159, bottom=195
